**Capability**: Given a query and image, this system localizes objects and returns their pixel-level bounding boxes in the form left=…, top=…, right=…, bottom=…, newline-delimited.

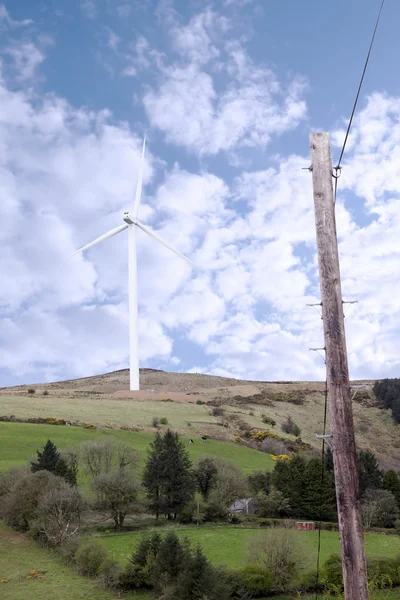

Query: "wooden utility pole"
left=310, top=133, right=368, bottom=600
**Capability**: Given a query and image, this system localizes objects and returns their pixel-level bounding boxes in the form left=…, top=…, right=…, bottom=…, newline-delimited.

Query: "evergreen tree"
left=175, top=545, right=230, bottom=600
left=357, top=450, right=383, bottom=498
left=195, top=457, right=218, bottom=501
left=31, top=440, right=76, bottom=485
left=142, top=433, right=164, bottom=519
left=161, top=430, right=195, bottom=519
left=300, top=458, right=336, bottom=521
left=143, top=430, right=195, bottom=520
left=248, top=470, right=272, bottom=495
left=272, top=455, right=306, bottom=516
left=153, top=532, right=185, bottom=594
left=325, top=446, right=334, bottom=473
left=383, top=470, right=400, bottom=509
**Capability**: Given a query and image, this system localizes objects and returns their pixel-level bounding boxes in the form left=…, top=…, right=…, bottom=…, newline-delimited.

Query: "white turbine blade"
left=135, top=221, right=198, bottom=268
left=133, top=137, right=146, bottom=219
left=70, top=224, right=128, bottom=256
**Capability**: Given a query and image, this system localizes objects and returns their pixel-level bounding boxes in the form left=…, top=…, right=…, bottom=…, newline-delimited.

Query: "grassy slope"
left=97, top=526, right=400, bottom=569
left=0, top=422, right=274, bottom=473
left=0, top=522, right=149, bottom=600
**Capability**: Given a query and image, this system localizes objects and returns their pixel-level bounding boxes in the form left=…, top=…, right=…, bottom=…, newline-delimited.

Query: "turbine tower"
left=71, top=138, right=197, bottom=391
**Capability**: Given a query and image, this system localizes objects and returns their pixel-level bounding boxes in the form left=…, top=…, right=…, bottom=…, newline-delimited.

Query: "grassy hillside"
left=1, top=368, right=399, bottom=469
left=96, top=525, right=400, bottom=569
left=0, top=522, right=147, bottom=600
left=0, top=422, right=274, bottom=473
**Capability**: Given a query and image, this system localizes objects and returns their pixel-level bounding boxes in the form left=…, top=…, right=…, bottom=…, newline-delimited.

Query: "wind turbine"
left=71, top=138, right=197, bottom=391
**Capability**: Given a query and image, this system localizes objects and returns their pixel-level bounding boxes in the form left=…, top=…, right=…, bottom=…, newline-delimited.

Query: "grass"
left=0, top=522, right=146, bottom=600
left=96, top=525, right=400, bottom=569
left=0, top=422, right=274, bottom=474
left=0, top=393, right=217, bottom=430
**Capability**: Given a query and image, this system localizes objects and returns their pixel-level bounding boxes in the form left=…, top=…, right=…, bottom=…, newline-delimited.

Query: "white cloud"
left=0, top=4, right=32, bottom=28
left=4, top=41, right=44, bottom=81
left=144, top=51, right=307, bottom=155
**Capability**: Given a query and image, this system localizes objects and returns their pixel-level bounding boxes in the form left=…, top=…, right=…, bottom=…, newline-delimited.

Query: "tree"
left=31, top=440, right=76, bottom=485
left=142, top=433, right=164, bottom=519
left=152, top=532, right=186, bottom=595
left=35, top=481, right=83, bottom=546
left=90, top=468, right=140, bottom=531
left=2, top=470, right=60, bottom=530
left=81, top=439, right=138, bottom=478
left=357, top=450, right=383, bottom=498
left=143, top=430, right=195, bottom=520
left=300, top=458, right=336, bottom=521
left=248, top=470, right=271, bottom=496
left=256, top=489, right=290, bottom=518
left=383, top=469, right=400, bottom=509
left=247, top=528, right=307, bottom=589
left=175, top=545, right=230, bottom=600
left=194, top=457, right=218, bottom=501
left=0, top=466, right=29, bottom=500
left=361, top=488, right=399, bottom=528
left=272, top=454, right=306, bottom=516
left=209, top=458, right=248, bottom=509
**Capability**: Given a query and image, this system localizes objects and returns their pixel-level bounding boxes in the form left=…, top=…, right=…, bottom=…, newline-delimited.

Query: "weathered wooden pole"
left=310, top=132, right=369, bottom=600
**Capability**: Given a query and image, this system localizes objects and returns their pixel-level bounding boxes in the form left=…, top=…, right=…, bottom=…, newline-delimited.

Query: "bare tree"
left=35, top=481, right=84, bottom=546
left=90, top=468, right=140, bottom=531
left=81, top=439, right=138, bottom=477
left=361, top=488, right=399, bottom=528
left=247, top=528, right=308, bottom=588
left=60, top=446, right=80, bottom=483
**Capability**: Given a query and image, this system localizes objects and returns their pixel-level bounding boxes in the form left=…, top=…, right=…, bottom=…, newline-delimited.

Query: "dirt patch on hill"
left=0, top=530, right=29, bottom=544
left=112, top=390, right=213, bottom=403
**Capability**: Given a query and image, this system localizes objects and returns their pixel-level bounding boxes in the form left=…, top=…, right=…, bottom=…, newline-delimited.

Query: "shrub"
left=97, top=556, right=120, bottom=589
left=57, top=536, right=81, bottom=565
left=28, top=388, right=36, bottom=395
left=212, top=406, right=225, bottom=417
left=76, top=540, right=109, bottom=577
left=321, top=554, right=343, bottom=590
left=42, top=390, right=49, bottom=396
left=237, top=565, right=274, bottom=596
left=394, top=519, right=400, bottom=532
left=367, top=556, right=400, bottom=588
left=187, top=422, right=192, bottom=427
left=152, top=416, right=160, bottom=428
left=281, top=416, right=301, bottom=436
left=196, top=400, right=205, bottom=405
left=262, top=415, right=276, bottom=427
left=203, top=501, right=228, bottom=522
left=159, top=417, right=168, bottom=425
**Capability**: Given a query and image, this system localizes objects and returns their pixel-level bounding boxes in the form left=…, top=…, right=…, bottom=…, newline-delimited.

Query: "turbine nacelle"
left=123, top=212, right=137, bottom=225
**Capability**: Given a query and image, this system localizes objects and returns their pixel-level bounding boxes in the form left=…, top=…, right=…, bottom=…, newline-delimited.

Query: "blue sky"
left=1, top=0, right=400, bottom=386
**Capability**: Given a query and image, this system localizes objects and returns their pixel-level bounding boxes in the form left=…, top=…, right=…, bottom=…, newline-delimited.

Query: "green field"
left=96, top=525, right=400, bottom=570
left=0, top=522, right=148, bottom=600
left=0, top=422, right=274, bottom=473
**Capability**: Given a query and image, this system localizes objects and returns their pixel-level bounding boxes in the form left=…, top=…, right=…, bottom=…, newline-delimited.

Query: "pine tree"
left=152, top=532, right=185, bottom=594
left=31, top=440, right=76, bottom=485
left=175, top=545, right=229, bottom=600
left=383, top=470, right=400, bottom=509
left=142, top=433, right=164, bottom=519
left=300, top=458, right=336, bottom=521
left=143, top=430, right=195, bottom=520
left=357, top=450, right=383, bottom=498
left=160, top=430, right=195, bottom=519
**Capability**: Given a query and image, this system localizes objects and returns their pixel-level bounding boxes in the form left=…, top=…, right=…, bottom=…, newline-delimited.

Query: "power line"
left=336, top=0, right=386, bottom=169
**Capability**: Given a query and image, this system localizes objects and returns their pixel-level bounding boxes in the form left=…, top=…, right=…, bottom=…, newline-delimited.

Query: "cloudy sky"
left=1, top=0, right=399, bottom=386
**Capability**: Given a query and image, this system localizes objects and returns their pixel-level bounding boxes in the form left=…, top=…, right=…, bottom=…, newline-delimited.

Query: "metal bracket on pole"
left=316, top=434, right=334, bottom=449
left=342, top=300, right=358, bottom=318
left=302, top=165, right=313, bottom=172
